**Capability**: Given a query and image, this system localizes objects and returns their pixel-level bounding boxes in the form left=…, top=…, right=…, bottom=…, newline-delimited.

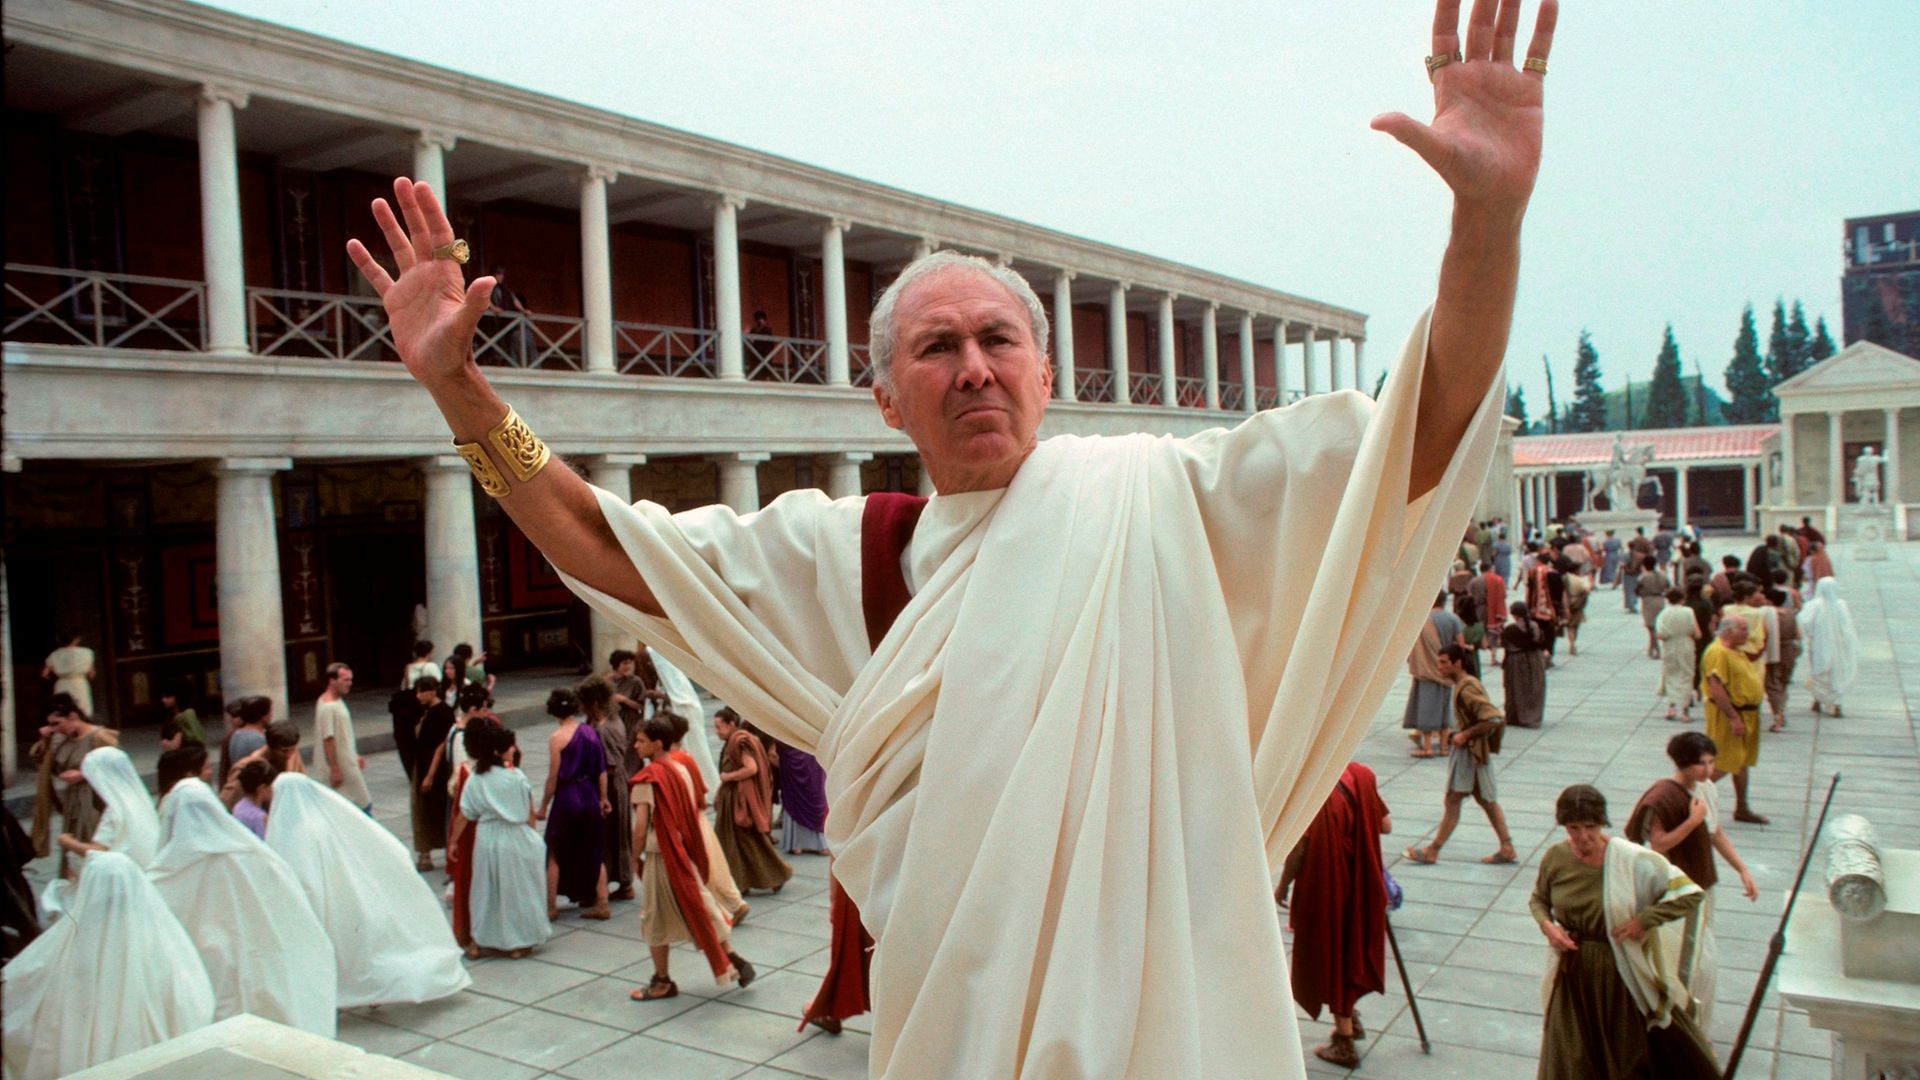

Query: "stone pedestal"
left=1849, top=504, right=1891, bottom=561
left=1780, top=826, right=1920, bottom=1078
left=1571, top=507, right=1659, bottom=541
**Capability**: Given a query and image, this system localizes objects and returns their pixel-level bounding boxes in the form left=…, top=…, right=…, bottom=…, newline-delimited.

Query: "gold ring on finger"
left=1425, top=50, right=1462, bottom=79
left=432, top=239, right=471, bottom=264
left=1523, top=56, right=1548, bottom=75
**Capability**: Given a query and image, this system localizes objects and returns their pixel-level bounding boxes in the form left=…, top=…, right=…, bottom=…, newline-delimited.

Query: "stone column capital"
left=835, top=451, right=875, bottom=464
left=200, top=83, right=250, bottom=109
left=713, top=191, right=748, bottom=212
left=2, top=454, right=22, bottom=474
left=1055, top=268, right=1077, bottom=283
left=416, top=130, right=458, bottom=152
left=1112, top=281, right=1132, bottom=294
left=1205, top=300, right=1218, bottom=312
left=421, top=454, right=472, bottom=473
left=583, top=164, right=619, bottom=185
left=994, top=253, right=1015, bottom=268
left=720, top=452, right=772, bottom=466
left=213, top=456, right=292, bottom=476
left=826, top=216, right=852, bottom=234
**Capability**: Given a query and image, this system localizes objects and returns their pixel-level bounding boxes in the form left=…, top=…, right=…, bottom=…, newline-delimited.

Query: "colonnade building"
left=2, top=0, right=1375, bottom=764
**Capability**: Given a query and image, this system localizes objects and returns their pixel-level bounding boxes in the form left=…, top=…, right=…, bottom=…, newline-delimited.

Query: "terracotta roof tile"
left=1513, top=425, right=1777, bottom=467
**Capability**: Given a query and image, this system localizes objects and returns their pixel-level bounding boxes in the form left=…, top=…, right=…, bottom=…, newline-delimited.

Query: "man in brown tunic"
left=1404, top=644, right=1516, bottom=865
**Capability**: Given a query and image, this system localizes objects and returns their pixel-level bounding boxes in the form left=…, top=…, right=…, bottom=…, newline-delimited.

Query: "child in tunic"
left=459, top=723, right=550, bottom=958
left=628, top=717, right=755, bottom=1001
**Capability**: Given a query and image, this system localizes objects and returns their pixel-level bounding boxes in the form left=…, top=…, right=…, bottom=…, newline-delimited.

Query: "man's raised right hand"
left=346, top=177, right=495, bottom=388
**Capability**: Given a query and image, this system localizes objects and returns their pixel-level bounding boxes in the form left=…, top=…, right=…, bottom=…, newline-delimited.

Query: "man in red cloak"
left=1287, top=761, right=1392, bottom=1068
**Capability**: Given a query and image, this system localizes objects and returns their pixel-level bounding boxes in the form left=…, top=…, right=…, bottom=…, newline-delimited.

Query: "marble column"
left=713, top=194, right=746, bottom=380
left=827, top=452, right=871, bottom=499
left=718, top=453, right=768, bottom=514
left=823, top=218, right=851, bottom=386
left=584, top=455, right=646, bottom=667
left=1326, top=335, right=1344, bottom=392
left=198, top=85, right=249, bottom=354
left=1884, top=407, right=1902, bottom=507
left=911, top=238, right=935, bottom=262
left=1108, top=282, right=1130, bottom=405
left=580, top=166, right=617, bottom=373
left=1780, top=412, right=1798, bottom=505
left=1201, top=303, right=1220, bottom=410
left=1270, top=320, right=1290, bottom=403
left=1053, top=270, right=1077, bottom=402
left=412, top=131, right=455, bottom=196
left=1353, top=338, right=1368, bottom=396
left=1828, top=411, right=1845, bottom=510
left=1157, top=293, right=1178, bottom=406
left=1742, top=462, right=1756, bottom=532
left=1301, top=326, right=1320, bottom=396
left=1238, top=314, right=1257, bottom=414
left=422, top=456, right=484, bottom=666
left=215, top=458, right=290, bottom=723
left=1676, top=466, right=1691, bottom=533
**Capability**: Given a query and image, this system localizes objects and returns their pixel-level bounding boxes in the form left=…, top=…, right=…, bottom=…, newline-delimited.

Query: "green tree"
left=1542, top=355, right=1560, bottom=433
left=1504, top=384, right=1530, bottom=432
left=1763, top=299, right=1792, bottom=417
left=1642, top=324, right=1690, bottom=428
left=1785, top=301, right=1813, bottom=379
left=1810, top=316, right=1837, bottom=363
left=1724, top=303, right=1772, bottom=423
left=1372, top=369, right=1387, bottom=398
left=1566, top=330, right=1607, bottom=432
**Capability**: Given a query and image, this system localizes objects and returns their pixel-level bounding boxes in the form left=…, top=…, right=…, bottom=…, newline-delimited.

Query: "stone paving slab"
left=19, top=535, right=1914, bottom=1077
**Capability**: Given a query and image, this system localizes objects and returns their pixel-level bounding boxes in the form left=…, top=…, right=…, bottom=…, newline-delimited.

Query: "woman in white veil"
left=1797, top=577, right=1859, bottom=717
left=2, top=851, right=214, bottom=1080
left=149, top=778, right=339, bottom=1035
left=264, top=771, right=470, bottom=1006
left=56, top=745, right=158, bottom=869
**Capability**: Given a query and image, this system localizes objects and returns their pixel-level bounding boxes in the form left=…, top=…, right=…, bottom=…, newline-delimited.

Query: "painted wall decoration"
left=160, top=542, right=220, bottom=646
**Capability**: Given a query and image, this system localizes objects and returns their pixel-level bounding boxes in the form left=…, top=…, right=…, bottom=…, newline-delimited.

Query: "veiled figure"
left=147, top=779, right=338, bottom=1035
left=1, top=852, right=214, bottom=1080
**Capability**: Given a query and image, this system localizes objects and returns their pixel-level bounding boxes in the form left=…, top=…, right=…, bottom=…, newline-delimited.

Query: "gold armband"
left=451, top=404, right=550, bottom=498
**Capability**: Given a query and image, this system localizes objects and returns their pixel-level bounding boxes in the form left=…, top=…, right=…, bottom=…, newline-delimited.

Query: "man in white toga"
left=348, top=2, right=1559, bottom=1073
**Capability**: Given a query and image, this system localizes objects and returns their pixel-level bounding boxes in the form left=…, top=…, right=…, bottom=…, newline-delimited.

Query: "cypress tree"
left=1763, top=299, right=1792, bottom=416
left=1566, top=330, right=1607, bottom=432
left=1642, top=324, right=1690, bottom=428
left=1504, top=384, right=1530, bottom=432
left=1785, top=301, right=1813, bottom=380
left=1542, top=355, right=1560, bottom=433
left=1724, top=303, right=1772, bottom=424
left=1810, top=316, right=1837, bottom=363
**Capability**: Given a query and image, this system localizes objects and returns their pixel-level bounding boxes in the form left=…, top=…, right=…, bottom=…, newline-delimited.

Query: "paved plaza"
left=17, top=535, right=1918, bottom=1078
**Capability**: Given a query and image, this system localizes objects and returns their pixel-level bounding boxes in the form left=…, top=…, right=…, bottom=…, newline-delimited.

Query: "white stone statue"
left=1587, top=434, right=1657, bottom=511
left=1852, top=446, right=1884, bottom=505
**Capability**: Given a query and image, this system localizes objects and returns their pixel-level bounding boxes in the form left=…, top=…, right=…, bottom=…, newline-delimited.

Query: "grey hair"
left=867, top=251, right=1050, bottom=392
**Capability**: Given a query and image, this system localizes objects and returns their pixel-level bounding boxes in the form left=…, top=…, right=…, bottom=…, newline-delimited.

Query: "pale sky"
left=211, top=0, right=1918, bottom=417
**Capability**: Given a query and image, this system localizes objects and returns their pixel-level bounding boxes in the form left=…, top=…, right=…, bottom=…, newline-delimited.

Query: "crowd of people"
left=1309, top=512, right=1865, bottom=1076
left=0, top=635, right=840, bottom=1075
left=3, top=513, right=1871, bottom=1077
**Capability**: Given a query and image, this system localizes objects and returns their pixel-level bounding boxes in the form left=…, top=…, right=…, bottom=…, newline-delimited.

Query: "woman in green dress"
left=1531, top=784, right=1718, bottom=1079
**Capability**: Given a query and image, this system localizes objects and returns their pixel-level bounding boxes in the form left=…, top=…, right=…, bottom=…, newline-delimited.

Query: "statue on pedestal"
left=1852, top=446, right=1885, bottom=505
left=1587, top=434, right=1657, bottom=512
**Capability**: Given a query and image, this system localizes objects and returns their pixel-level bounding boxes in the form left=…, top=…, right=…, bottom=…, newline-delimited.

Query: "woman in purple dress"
left=774, top=740, right=830, bottom=855
left=536, top=687, right=609, bottom=920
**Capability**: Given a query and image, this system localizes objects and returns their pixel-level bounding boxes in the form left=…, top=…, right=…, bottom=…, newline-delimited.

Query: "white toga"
left=561, top=311, right=1503, bottom=1078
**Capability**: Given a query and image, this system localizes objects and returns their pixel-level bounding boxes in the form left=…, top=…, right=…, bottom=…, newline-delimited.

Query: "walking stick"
left=1723, top=771, right=1841, bottom=1080
left=1384, top=916, right=1431, bottom=1053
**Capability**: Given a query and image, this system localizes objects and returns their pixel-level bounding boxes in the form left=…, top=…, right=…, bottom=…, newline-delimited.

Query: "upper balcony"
left=4, top=0, right=1369, bottom=463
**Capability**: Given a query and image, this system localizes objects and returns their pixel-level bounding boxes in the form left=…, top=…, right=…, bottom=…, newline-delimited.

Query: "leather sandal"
left=1313, top=1034, right=1360, bottom=1069
left=630, top=975, right=677, bottom=1002
left=729, top=951, right=756, bottom=989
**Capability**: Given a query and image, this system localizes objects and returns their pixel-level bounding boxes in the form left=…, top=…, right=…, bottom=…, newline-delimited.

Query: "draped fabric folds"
left=147, top=779, right=338, bottom=1035
left=1797, top=577, right=1859, bottom=706
left=653, top=649, right=720, bottom=795
left=265, top=772, right=470, bottom=1006
left=1, top=852, right=214, bottom=1080
left=559, top=310, right=1503, bottom=1077
left=81, top=746, right=159, bottom=869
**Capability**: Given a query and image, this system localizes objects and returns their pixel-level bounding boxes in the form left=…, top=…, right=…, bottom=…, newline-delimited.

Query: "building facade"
left=1762, top=340, right=1920, bottom=540
left=2, top=0, right=1378, bottom=773
left=1512, top=425, right=1777, bottom=536
left=1842, top=209, right=1920, bottom=356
